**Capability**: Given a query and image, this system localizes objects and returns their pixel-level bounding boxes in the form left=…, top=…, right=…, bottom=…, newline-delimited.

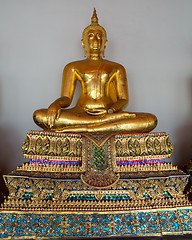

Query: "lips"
left=91, top=44, right=100, bottom=49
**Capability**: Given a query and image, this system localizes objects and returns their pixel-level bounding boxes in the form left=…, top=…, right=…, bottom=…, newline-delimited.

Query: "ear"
left=102, top=40, right=108, bottom=57
left=81, top=39, right=87, bottom=57
left=104, top=40, right=108, bottom=49
left=81, top=39, right=85, bottom=48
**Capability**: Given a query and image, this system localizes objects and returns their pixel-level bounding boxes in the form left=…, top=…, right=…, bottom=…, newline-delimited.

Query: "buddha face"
left=87, top=30, right=103, bottom=52
left=82, top=29, right=107, bottom=58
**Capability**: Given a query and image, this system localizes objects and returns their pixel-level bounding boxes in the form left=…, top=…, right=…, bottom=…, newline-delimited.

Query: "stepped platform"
left=0, top=131, right=191, bottom=239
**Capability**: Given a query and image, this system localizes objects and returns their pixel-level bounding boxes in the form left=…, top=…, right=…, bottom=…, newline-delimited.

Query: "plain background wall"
left=0, top=0, right=192, bottom=173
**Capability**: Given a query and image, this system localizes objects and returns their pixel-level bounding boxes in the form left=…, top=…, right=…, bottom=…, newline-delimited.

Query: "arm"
left=47, top=63, right=77, bottom=127
left=109, top=65, right=129, bottom=113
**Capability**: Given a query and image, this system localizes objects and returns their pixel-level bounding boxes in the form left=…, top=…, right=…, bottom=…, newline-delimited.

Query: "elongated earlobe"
left=81, top=39, right=87, bottom=58
left=81, top=39, right=84, bottom=48
left=102, top=40, right=107, bottom=57
left=84, top=50, right=87, bottom=58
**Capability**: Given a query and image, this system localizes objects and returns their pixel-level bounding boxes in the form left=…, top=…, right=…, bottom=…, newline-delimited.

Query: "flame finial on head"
left=91, top=8, right=98, bottom=25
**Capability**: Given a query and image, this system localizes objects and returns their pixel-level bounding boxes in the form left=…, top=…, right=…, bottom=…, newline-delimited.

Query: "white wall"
left=0, top=0, right=192, bottom=172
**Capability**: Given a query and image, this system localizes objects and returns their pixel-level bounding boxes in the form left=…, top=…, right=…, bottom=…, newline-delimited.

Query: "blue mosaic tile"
left=158, top=210, right=182, bottom=233
left=108, top=213, right=136, bottom=235
left=14, top=214, right=40, bottom=237
left=178, top=209, right=192, bottom=232
left=1, top=209, right=192, bottom=238
left=0, top=213, right=17, bottom=238
left=91, top=214, right=111, bottom=236
left=37, top=214, right=68, bottom=237
left=66, top=214, right=87, bottom=236
left=136, top=212, right=161, bottom=235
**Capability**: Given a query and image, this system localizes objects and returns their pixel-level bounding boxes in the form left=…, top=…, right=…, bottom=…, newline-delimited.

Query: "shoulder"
left=63, top=60, right=85, bottom=71
left=103, top=59, right=126, bottom=72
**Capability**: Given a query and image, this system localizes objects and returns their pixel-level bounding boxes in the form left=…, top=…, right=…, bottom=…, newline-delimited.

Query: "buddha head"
left=82, top=9, right=107, bottom=58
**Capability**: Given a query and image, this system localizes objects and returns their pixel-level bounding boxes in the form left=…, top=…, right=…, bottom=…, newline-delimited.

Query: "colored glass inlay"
left=1, top=210, right=192, bottom=238
left=67, top=193, right=132, bottom=201
left=29, top=158, right=81, bottom=166
left=116, top=159, right=164, bottom=166
left=21, top=191, right=33, bottom=200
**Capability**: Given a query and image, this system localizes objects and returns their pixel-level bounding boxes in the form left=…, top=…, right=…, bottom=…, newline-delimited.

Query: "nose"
left=93, top=35, right=98, bottom=43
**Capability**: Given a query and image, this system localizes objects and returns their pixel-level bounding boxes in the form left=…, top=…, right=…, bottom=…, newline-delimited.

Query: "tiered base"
left=1, top=206, right=192, bottom=239
left=0, top=131, right=192, bottom=239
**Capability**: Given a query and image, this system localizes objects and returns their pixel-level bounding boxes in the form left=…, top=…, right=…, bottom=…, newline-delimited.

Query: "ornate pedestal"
left=0, top=131, right=192, bottom=239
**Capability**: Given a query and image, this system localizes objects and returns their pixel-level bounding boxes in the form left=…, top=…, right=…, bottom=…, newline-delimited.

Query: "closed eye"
left=88, top=33, right=94, bottom=38
left=97, top=34, right=102, bottom=39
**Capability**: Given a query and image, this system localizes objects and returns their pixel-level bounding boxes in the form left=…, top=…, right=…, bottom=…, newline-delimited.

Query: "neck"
left=87, top=53, right=102, bottom=61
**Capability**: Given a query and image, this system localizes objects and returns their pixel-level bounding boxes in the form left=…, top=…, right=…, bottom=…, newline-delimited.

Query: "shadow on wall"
left=175, top=77, right=192, bottom=167
left=0, top=128, right=19, bottom=196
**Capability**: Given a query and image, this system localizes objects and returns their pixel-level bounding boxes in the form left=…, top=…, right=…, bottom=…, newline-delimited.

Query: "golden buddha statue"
left=33, top=9, right=157, bottom=133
